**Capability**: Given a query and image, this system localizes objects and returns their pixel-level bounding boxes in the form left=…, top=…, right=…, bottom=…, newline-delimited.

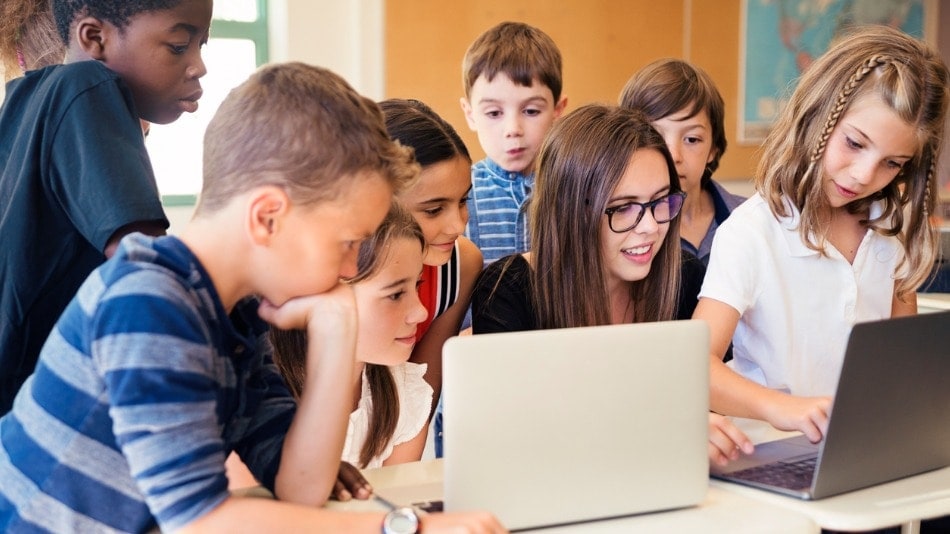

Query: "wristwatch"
left=382, top=506, right=420, bottom=534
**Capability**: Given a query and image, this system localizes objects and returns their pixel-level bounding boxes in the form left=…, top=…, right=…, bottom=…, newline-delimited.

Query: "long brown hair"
left=757, top=25, right=948, bottom=297
left=270, top=202, right=425, bottom=467
left=526, top=104, right=682, bottom=328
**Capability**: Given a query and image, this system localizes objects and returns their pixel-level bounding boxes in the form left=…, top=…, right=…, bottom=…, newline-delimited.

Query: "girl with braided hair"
left=694, top=24, right=948, bottom=444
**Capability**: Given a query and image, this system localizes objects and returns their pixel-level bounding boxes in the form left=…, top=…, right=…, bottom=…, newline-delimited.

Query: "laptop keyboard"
left=730, top=456, right=817, bottom=490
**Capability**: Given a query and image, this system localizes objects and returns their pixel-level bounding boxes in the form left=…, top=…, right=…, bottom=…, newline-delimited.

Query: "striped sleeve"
left=90, top=268, right=231, bottom=531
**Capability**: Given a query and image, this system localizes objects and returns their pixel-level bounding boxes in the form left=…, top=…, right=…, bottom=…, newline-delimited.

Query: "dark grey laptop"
left=711, top=311, right=950, bottom=500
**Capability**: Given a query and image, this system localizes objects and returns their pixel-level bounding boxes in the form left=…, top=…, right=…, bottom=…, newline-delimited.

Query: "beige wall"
left=269, top=0, right=385, bottom=98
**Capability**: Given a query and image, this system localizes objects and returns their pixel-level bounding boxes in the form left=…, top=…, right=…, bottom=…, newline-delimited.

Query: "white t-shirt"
left=342, top=362, right=432, bottom=468
left=700, top=194, right=902, bottom=396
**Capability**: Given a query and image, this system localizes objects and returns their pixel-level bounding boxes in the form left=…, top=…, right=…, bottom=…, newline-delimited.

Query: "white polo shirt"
left=700, top=194, right=902, bottom=396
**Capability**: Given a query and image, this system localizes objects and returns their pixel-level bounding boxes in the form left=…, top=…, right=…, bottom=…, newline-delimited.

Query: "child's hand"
left=765, top=394, right=832, bottom=443
left=707, top=413, right=754, bottom=467
left=258, top=283, right=358, bottom=334
left=330, top=461, right=372, bottom=501
left=260, top=283, right=359, bottom=379
left=420, top=511, right=507, bottom=533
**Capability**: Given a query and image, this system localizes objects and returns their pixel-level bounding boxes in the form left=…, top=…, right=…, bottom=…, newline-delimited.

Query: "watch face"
left=384, top=507, right=419, bottom=534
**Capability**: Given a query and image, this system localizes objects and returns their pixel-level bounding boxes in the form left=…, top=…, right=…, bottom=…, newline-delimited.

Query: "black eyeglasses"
left=603, top=191, right=686, bottom=233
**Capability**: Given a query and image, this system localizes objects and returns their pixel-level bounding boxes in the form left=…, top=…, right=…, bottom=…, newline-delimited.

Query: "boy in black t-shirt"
left=0, top=0, right=211, bottom=414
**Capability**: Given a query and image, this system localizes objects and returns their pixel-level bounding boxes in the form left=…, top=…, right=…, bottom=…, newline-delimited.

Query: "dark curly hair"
left=52, top=0, right=182, bottom=44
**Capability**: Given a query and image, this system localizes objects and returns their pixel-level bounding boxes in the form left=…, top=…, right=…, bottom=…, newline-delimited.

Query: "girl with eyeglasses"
left=473, top=104, right=696, bottom=330
left=471, top=104, right=753, bottom=466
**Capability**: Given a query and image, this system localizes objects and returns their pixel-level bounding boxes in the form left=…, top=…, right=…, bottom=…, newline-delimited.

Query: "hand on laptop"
left=330, top=461, right=373, bottom=501
left=764, top=393, right=832, bottom=443
left=708, top=413, right=754, bottom=466
left=421, top=510, right=508, bottom=533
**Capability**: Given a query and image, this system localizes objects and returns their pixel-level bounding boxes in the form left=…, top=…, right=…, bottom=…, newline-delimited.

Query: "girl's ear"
left=74, top=17, right=107, bottom=60
left=248, top=186, right=291, bottom=245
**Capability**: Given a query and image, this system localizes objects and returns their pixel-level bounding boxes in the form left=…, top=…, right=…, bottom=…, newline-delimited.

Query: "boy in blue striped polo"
left=459, top=21, right=568, bottom=265
left=0, top=62, right=429, bottom=532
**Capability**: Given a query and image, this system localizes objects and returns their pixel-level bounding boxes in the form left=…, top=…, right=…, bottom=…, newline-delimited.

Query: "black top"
left=471, top=252, right=706, bottom=334
left=0, top=61, right=168, bottom=414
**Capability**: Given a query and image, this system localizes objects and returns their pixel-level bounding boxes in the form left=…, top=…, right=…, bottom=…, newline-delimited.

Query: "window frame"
left=158, top=0, right=269, bottom=208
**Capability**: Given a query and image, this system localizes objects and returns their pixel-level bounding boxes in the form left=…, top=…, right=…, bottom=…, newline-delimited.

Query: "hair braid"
left=811, top=55, right=894, bottom=163
left=923, top=145, right=937, bottom=216
left=759, top=26, right=948, bottom=296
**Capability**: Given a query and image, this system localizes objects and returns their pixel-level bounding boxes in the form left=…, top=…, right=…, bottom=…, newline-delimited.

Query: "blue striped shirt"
left=465, top=158, right=534, bottom=266
left=0, top=234, right=295, bottom=533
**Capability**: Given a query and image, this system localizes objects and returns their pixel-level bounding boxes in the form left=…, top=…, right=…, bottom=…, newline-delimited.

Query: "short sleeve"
left=342, top=383, right=372, bottom=467
left=699, top=212, right=762, bottom=315
left=343, top=363, right=433, bottom=468
left=386, top=362, right=433, bottom=450
left=48, top=78, right=167, bottom=252
left=91, top=270, right=229, bottom=531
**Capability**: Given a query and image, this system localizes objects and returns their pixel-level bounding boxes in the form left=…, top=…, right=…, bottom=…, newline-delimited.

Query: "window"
left=147, top=0, right=268, bottom=202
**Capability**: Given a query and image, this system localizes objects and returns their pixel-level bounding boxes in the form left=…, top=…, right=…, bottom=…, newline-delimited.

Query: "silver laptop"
left=439, top=321, right=710, bottom=531
left=711, top=311, right=950, bottom=500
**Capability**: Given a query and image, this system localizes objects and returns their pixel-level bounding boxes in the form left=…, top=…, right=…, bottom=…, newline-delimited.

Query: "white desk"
left=328, top=459, right=819, bottom=533
left=917, top=292, right=950, bottom=313
left=715, top=418, right=950, bottom=533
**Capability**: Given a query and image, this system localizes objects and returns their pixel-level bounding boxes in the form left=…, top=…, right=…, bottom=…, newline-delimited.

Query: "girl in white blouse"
left=694, top=26, right=948, bottom=443
left=271, top=203, right=432, bottom=468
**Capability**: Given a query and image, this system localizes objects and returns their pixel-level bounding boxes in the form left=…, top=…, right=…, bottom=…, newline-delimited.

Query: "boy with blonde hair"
left=460, top=21, right=568, bottom=265
left=0, top=62, right=502, bottom=533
